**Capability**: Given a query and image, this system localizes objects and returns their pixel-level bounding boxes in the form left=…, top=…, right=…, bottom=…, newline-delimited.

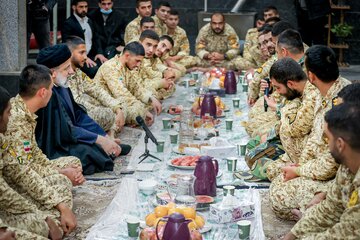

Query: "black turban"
left=36, top=44, right=72, bottom=69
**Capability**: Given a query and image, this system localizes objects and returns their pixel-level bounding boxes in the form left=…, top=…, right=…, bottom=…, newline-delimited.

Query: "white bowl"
left=138, top=179, right=158, bottom=195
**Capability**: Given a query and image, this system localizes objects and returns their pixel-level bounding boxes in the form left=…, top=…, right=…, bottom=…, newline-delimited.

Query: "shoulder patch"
left=256, top=67, right=263, bottom=74
left=287, top=113, right=297, bottom=124
left=332, top=96, right=340, bottom=107
left=1, top=142, right=8, bottom=150
left=17, top=156, right=24, bottom=164
left=23, top=141, right=31, bottom=153
left=8, top=148, right=17, bottom=157
left=348, top=189, right=358, bottom=208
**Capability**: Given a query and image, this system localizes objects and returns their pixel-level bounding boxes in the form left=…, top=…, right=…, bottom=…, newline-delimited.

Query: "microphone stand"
left=138, top=134, right=162, bottom=164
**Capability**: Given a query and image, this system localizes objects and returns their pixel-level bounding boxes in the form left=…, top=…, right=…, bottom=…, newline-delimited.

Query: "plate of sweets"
left=172, top=143, right=210, bottom=155
left=168, top=155, right=201, bottom=170
left=167, top=105, right=184, bottom=115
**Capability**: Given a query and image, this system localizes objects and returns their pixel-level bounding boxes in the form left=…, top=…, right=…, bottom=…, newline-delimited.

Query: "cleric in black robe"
left=35, top=44, right=130, bottom=175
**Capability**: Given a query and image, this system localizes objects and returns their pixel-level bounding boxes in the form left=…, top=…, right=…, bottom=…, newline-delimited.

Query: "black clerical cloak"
left=35, top=86, right=114, bottom=175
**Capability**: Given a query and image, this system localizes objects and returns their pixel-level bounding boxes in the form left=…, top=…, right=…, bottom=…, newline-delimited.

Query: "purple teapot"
left=194, top=156, right=219, bottom=197
left=200, top=93, right=217, bottom=118
left=156, top=213, right=191, bottom=240
left=224, top=70, right=237, bottom=94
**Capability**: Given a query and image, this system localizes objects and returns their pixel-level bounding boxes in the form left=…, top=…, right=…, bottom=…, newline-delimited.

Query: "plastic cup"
left=169, top=132, right=178, bottom=144
left=223, top=185, right=235, bottom=196
left=237, top=220, right=251, bottom=240
left=225, top=119, right=233, bottom=131
left=126, top=217, right=140, bottom=237
left=242, top=84, right=248, bottom=93
left=240, top=144, right=246, bottom=156
left=192, top=72, right=199, bottom=80
left=226, top=157, right=237, bottom=172
left=232, top=98, right=240, bottom=108
left=157, top=140, right=165, bottom=152
left=162, top=118, right=171, bottom=130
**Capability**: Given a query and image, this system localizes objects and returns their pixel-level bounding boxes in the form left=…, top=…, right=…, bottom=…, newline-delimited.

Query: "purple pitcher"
left=194, top=156, right=219, bottom=197
left=156, top=213, right=191, bottom=240
left=200, top=93, right=217, bottom=118
left=224, top=70, right=237, bottom=94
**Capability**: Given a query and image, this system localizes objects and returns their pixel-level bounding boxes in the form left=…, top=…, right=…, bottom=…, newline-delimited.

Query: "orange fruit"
left=168, top=208, right=177, bottom=216
left=154, top=205, right=168, bottom=218
left=145, top=213, right=157, bottom=227
left=182, top=207, right=196, bottom=220
left=166, top=202, right=176, bottom=209
left=154, top=217, right=165, bottom=227
left=188, top=220, right=197, bottom=230
left=173, top=207, right=184, bottom=215
left=194, top=215, right=205, bottom=229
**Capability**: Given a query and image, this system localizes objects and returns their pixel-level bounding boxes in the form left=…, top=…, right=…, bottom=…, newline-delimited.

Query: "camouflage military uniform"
left=195, top=23, right=239, bottom=69
left=68, top=68, right=123, bottom=132
left=93, top=54, right=149, bottom=124
left=153, top=15, right=167, bottom=36
left=269, top=77, right=351, bottom=220
left=243, top=27, right=265, bottom=68
left=124, top=15, right=141, bottom=44
left=248, top=54, right=278, bottom=101
left=0, top=137, right=50, bottom=239
left=290, top=165, right=360, bottom=239
left=2, top=95, right=74, bottom=220
left=166, top=26, right=197, bottom=68
left=267, top=82, right=319, bottom=181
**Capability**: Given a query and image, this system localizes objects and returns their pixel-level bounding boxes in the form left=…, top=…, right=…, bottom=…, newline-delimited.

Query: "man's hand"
left=115, top=108, right=125, bottom=131
left=203, top=53, right=211, bottom=61
left=282, top=165, right=299, bottom=182
left=260, top=79, right=270, bottom=93
left=0, top=228, right=15, bottom=240
left=59, top=167, right=85, bottom=186
left=167, top=56, right=182, bottom=62
left=211, top=52, right=225, bottom=61
left=46, top=217, right=63, bottom=240
left=260, top=133, right=268, bottom=143
left=96, top=135, right=121, bottom=157
left=306, top=192, right=327, bottom=209
left=116, top=45, right=124, bottom=52
left=247, top=97, right=257, bottom=106
left=283, top=232, right=296, bottom=240
left=145, top=112, right=154, bottom=126
left=56, top=203, right=77, bottom=235
left=264, top=95, right=277, bottom=111
left=150, top=97, right=162, bottom=115
left=85, top=58, right=97, bottom=68
left=94, top=54, right=108, bottom=64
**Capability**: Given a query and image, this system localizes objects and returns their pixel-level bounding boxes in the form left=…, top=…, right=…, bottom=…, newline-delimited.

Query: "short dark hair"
left=0, top=86, right=11, bottom=117
left=338, top=83, right=360, bottom=104
left=211, top=12, right=225, bottom=21
left=157, top=1, right=170, bottom=9
left=264, top=5, right=278, bottom=14
left=139, top=30, right=159, bottom=42
left=305, top=45, right=339, bottom=83
left=259, top=24, right=273, bottom=34
left=136, top=0, right=151, bottom=8
left=277, top=29, right=304, bottom=55
left=140, top=16, right=155, bottom=27
left=72, top=0, right=87, bottom=6
left=325, top=102, right=360, bottom=151
left=123, top=42, right=145, bottom=56
left=160, top=35, right=174, bottom=47
left=271, top=21, right=294, bottom=37
left=98, top=0, right=112, bottom=3
left=19, top=64, right=52, bottom=98
left=65, top=36, right=85, bottom=50
left=265, top=16, right=281, bottom=25
left=169, top=9, right=179, bottom=16
left=270, top=57, right=307, bottom=85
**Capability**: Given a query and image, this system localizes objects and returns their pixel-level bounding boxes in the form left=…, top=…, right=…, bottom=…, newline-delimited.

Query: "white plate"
left=167, top=161, right=196, bottom=170
left=172, top=146, right=185, bottom=155
left=199, top=224, right=212, bottom=234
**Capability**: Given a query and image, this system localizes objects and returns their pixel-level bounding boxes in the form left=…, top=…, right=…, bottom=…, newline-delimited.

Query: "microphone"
left=136, top=116, right=158, bottom=145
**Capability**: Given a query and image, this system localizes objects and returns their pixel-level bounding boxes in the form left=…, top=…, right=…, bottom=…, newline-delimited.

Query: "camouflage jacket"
left=153, top=15, right=167, bottom=36
left=124, top=15, right=141, bottom=44
left=195, top=23, right=239, bottom=60
left=292, top=165, right=360, bottom=239
left=168, top=26, right=190, bottom=57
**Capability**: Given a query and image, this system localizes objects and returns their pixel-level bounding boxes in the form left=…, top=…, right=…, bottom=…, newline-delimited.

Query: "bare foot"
left=291, top=209, right=302, bottom=222
left=46, top=217, right=63, bottom=240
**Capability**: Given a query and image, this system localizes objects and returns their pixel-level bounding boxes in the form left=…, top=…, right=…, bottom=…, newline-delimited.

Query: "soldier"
left=94, top=42, right=156, bottom=125
left=66, top=36, right=125, bottom=134
left=263, top=5, right=280, bottom=21
left=124, top=0, right=152, bottom=44
left=164, top=10, right=195, bottom=68
left=153, top=1, right=171, bottom=36
left=284, top=102, right=360, bottom=240
left=140, top=16, right=155, bottom=32
left=0, top=86, right=63, bottom=240
left=2, top=65, right=78, bottom=236
left=269, top=45, right=351, bottom=221
left=195, top=12, right=239, bottom=69
left=137, top=30, right=175, bottom=100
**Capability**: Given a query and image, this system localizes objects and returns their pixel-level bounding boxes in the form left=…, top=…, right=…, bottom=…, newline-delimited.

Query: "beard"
left=76, top=10, right=87, bottom=18
left=56, top=73, right=69, bottom=88
left=330, top=147, right=343, bottom=165
left=284, top=87, right=301, bottom=100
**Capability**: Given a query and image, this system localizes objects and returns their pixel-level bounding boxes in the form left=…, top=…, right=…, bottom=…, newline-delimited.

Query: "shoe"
left=119, top=144, right=131, bottom=156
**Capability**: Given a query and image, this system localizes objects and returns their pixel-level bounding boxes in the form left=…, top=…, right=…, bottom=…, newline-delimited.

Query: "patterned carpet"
left=64, top=127, right=295, bottom=240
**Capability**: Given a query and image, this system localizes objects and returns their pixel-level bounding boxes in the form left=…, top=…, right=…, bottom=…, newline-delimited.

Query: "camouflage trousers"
left=245, top=96, right=278, bottom=137
left=80, top=94, right=116, bottom=132
left=269, top=175, right=330, bottom=220
left=0, top=213, right=49, bottom=239
left=267, top=153, right=294, bottom=181
left=50, top=156, right=82, bottom=170
left=154, top=86, right=176, bottom=100
left=177, top=56, right=198, bottom=69
left=194, top=56, right=235, bottom=70
left=229, top=55, right=257, bottom=71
